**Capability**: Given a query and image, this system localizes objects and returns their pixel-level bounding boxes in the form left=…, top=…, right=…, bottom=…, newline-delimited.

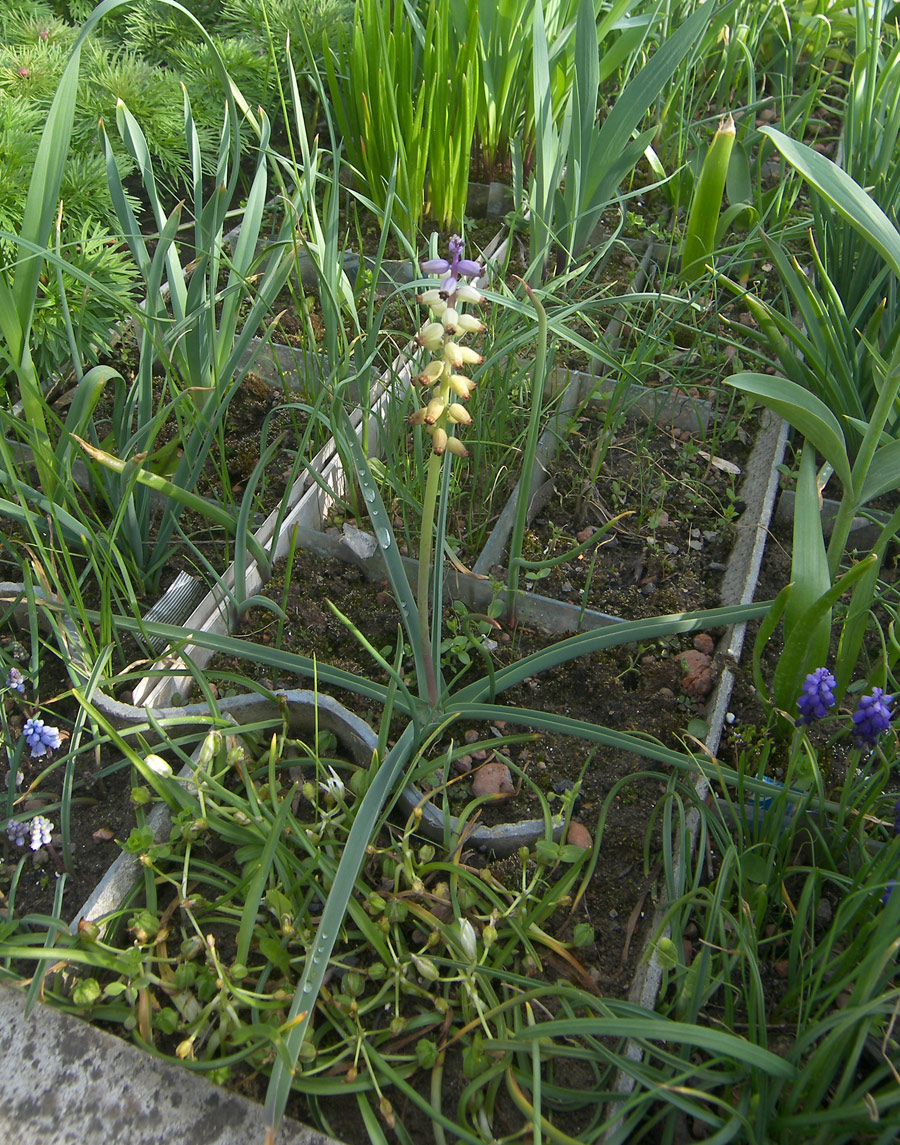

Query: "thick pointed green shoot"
left=681, top=113, right=736, bottom=282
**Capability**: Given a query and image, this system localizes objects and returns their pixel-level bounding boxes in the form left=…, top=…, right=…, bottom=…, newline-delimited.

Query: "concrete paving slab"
left=0, top=983, right=345, bottom=1145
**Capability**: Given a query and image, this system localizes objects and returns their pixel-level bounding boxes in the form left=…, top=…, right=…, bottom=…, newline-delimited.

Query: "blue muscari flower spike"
left=22, top=717, right=61, bottom=758
left=420, top=235, right=483, bottom=301
left=6, top=819, right=27, bottom=847
left=796, top=667, right=836, bottom=725
left=851, top=688, right=894, bottom=748
left=5, top=668, right=24, bottom=694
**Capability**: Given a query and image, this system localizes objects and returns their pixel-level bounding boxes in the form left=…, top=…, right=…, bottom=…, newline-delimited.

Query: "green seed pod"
left=344, top=970, right=366, bottom=997
left=411, top=953, right=441, bottom=982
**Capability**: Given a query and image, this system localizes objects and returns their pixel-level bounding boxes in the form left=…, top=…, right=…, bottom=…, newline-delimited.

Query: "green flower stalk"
left=411, top=237, right=485, bottom=707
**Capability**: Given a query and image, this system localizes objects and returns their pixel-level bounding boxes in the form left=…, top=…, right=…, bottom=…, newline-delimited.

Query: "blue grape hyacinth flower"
left=6, top=819, right=27, bottom=847
left=6, top=815, right=53, bottom=851
left=22, top=717, right=61, bottom=758
left=851, top=688, right=894, bottom=748
left=796, top=667, right=837, bottom=725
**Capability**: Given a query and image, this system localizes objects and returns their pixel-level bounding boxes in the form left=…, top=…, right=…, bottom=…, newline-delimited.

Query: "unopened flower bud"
left=431, top=427, right=448, bottom=454
left=417, top=289, right=444, bottom=307
left=144, top=754, right=172, bottom=777
left=457, top=917, right=478, bottom=963
left=455, top=283, right=483, bottom=304
left=456, top=313, right=485, bottom=334
left=445, top=342, right=482, bottom=367
left=420, top=258, right=450, bottom=275
left=416, top=322, right=444, bottom=352
left=424, top=396, right=445, bottom=424
left=446, top=436, right=468, bottom=459
left=448, top=373, right=475, bottom=399
left=409, top=406, right=428, bottom=426
left=443, top=342, right=465, bottom=368
left=441, top=307, right=459, bottom=331
left=447, top=403, right=472, bottom=425
left=456, top=258, right=483, bottom=278
left=197, top=730, right=221, bottom=769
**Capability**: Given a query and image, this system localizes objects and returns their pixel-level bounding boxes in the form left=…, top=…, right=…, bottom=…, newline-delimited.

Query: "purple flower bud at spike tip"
left=851, top=688, right=894, bottom=748
left=5, top=667, right=24, bottom=694
left=22, top=717, right=61, bottom=759
left=29, top=815, right=53, bottom=852
left=6, top=820, right=27, bottom=847
left=420, top=258, right=450, bottom=275
left=796, top=668, right=837, bottom=725
left=455, top=259, right=483, bottom=278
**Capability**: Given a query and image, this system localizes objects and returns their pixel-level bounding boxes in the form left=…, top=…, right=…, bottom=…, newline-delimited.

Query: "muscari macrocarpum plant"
left=256, top=236, right=781, bottom=1138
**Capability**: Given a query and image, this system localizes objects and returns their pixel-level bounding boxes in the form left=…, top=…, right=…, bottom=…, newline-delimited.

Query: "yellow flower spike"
left=446, top=436, right=468, bottom=459
left=424, top=396, right=446, bottom=423
left=447, top=403, right=472, bottom=425
left=431, top=426, right=448, bottom=453
left=416, top=322, right=444, bottom=352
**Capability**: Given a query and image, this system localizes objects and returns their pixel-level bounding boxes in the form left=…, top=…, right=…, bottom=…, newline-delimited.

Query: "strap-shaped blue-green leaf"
left=728, top=372, right=853, bottom=491
left=773, top=553, right=878, bottom=710
left=859, top=436, right=900, bottom=504
left=784, top=444, right=831, bottom=673
left=761, top=125, right=900, bottom=283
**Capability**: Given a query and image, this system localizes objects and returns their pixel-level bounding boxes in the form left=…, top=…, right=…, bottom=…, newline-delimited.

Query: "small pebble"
left=693, top=633, right=715, bottom=655
left=566, top=822, right=592, bottom=849
left=680, top=649, right=713, bottom=698
left=471, top=761, right=515, bottom=800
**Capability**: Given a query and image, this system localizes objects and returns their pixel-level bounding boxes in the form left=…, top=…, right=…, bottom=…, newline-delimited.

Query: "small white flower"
left=320, top=766, right=344, bottom=801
